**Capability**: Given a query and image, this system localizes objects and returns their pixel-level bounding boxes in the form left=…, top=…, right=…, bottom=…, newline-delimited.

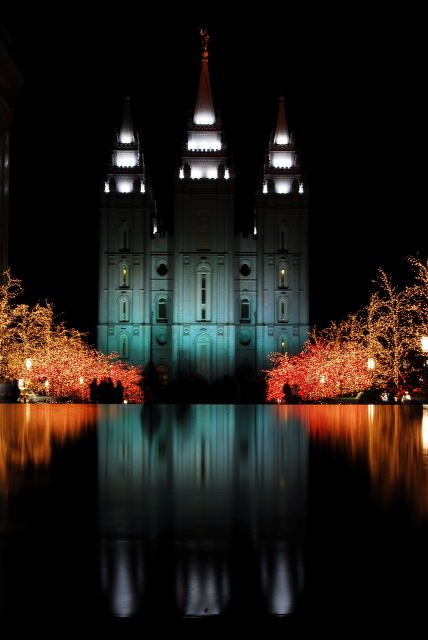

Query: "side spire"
left=261, top=96, right=303, bottom=195
left=119, top=97, right=135, bottom=144
left=193, top=28, right=215, bottom=125
left=104, top=97, right=148, bottom=195
left=274, top=96, right=289, bottom=145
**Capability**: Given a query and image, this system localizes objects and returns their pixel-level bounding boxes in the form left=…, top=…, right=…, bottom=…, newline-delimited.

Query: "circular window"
left=157, top=263, right=168, bottom=276
left=240, top=330, right=251, bottom=346
left=156, top=333, right=167, bottom=345
left=240, top=263, right=251, bottom=277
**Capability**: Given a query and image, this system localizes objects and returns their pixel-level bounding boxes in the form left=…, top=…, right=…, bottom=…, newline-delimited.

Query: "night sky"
left=1, top=8, right=425, bottom=342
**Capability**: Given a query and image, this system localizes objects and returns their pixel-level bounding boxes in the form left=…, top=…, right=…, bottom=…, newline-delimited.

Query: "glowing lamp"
left=25, top=358, right=32, bottom=371
left=320, top=375, right=326, bottom=384
left=421, top=336, right=428, bottom=353
left=367, top=357, right=376, bottom=370
left=79, top=377, right=84, bottom=385
left=44, top=380, right=49, bottom=389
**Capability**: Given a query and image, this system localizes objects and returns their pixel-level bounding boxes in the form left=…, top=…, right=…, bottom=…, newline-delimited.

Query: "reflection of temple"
left=97, top=405, right=307, bottom=618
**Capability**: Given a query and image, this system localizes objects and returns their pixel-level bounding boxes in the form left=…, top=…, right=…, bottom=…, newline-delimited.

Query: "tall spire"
left=119, top=97, right=135, bottom=144
left=274, top=97, right=289, bottom=145
left=193, top=29, right=215, bottom=125
left=179, top=29, right=230, bottom=182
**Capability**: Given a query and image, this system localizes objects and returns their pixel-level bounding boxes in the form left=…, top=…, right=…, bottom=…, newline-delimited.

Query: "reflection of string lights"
left=302, top=405, right=428, bottom=517
left=422, top=407, right=428, bottom=454
left=0, top=405, right=97, bottom=491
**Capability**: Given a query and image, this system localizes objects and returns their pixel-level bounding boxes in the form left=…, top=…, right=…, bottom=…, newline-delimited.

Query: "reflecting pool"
left=1, top=404, right=427, bottom=632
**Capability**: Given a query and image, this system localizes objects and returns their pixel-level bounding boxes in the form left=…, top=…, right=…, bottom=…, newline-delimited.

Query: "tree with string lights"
left=0, top=270, right=143, bottom=402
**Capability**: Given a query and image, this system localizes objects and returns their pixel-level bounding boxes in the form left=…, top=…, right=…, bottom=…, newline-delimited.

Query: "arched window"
left=278, top=262, right=288, bottom=288
left=240, top=297, right=251, bottom=322
left=119, top=296, right=129, bottom=322
left=280, top=336, right=286, bottom=353
left=119, top=333, right=129, bottom=359
left=119, top=224, right=130, bottom=251
left=157, top=296, right=167, bottom=322
left=278, top=296, right=288, bottom=323
left=196, top=266, right=211, bottom=321
left=120, top=263, right=130, bottom=288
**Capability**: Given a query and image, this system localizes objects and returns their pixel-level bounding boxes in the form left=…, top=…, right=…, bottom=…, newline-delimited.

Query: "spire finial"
left=200, top=28, right=209, bottom=58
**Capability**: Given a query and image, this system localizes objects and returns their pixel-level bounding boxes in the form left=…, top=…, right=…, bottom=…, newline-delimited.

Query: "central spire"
left=193, top=28, right=215, bottom=125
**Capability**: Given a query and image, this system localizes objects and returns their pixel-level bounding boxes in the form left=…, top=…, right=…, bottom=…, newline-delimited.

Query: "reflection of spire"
left=176, top=542, right=229, bottom=616
left=100, top=539, right=144, bottom=618
left=261, top=543, right=294, bottom=616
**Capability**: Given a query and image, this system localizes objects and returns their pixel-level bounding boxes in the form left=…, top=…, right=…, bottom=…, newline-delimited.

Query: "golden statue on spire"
left=200, top=28, right=209, bottom=56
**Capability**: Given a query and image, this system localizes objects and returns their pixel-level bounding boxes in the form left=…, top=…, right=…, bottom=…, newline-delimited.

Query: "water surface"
left=1, top=403, right=427, bottom=632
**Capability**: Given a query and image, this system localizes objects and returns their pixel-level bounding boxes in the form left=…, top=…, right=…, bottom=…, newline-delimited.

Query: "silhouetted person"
left=89, top=378, right=98, bottom=403
left=115, top=380, right=124, bottom=403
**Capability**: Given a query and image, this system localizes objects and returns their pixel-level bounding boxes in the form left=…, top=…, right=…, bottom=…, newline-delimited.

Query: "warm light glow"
left=179, top=167, right=184, bottom=179
left=320, top=375, right=326, bottom=384
left=153, top=222, right=158, bottom=234
left=104, top=182, right=110, bottom=193
left=274, top=132, right=289, bottom=145
left=193, top=111, right=215, bottom=125
left=188, top=131, right=221, bottom=151
left=117, top=178, right=133, bottom=193
left=44, top=380, right=49, bottom=389
left=271, top=151, right=293, bottom=169
left=79, top=376, right=84, bottom=385
left=115, top=151, right=138, bottom=168
left=275, top=178, right=291, bottom=194
left=119, top=131, right=133, bottom=144
left=367, top=357, right=376, bottom=370
left=422, top=337, right=428, bottom=353
left=299, top=183, right=304, bottom=194
left=422, top=408, right=428, bottom=451
left=224, top=168, right=230, bottom=180
left=253, top=223, right=257, bottom=236
left=25, top=358, right=32, bottom=371
left=123, top=399, right=128, bottom=404
left=140, top=181, right=145, bottom=193
left=263, top=182, right=268, bottom=194
left=18, top=379, right=24, bottom=390
left=281, top=268, right=285, bottom=276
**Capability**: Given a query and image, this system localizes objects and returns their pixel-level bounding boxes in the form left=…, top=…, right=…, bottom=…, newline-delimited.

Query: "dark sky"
left=1, top=7, right=425, bottom=342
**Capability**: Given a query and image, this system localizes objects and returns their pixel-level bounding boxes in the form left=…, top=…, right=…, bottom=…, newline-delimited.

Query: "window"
left=119, top=224, right=130, bottom=251
left=278, top=262, right=287, bottom=288
left=240, top=263, right=251, bottom=277
left=119, top=334, right=129, bottom=359
left=119, top=297, right=129, bottom=322
left=120, top=263, right=129, bottom=287
left=278, top=296, right=288, bottom=323
left=156, top=263, right=168, bottom=276
left=240, top=297, right=250, bottom=322
left=198, top=212, right=210, bottom=251
left=196, top=268, right=211, bottom=321
left=157, top=297, right=167, bottom=322
left=278, top=224, right=287, bottom=251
